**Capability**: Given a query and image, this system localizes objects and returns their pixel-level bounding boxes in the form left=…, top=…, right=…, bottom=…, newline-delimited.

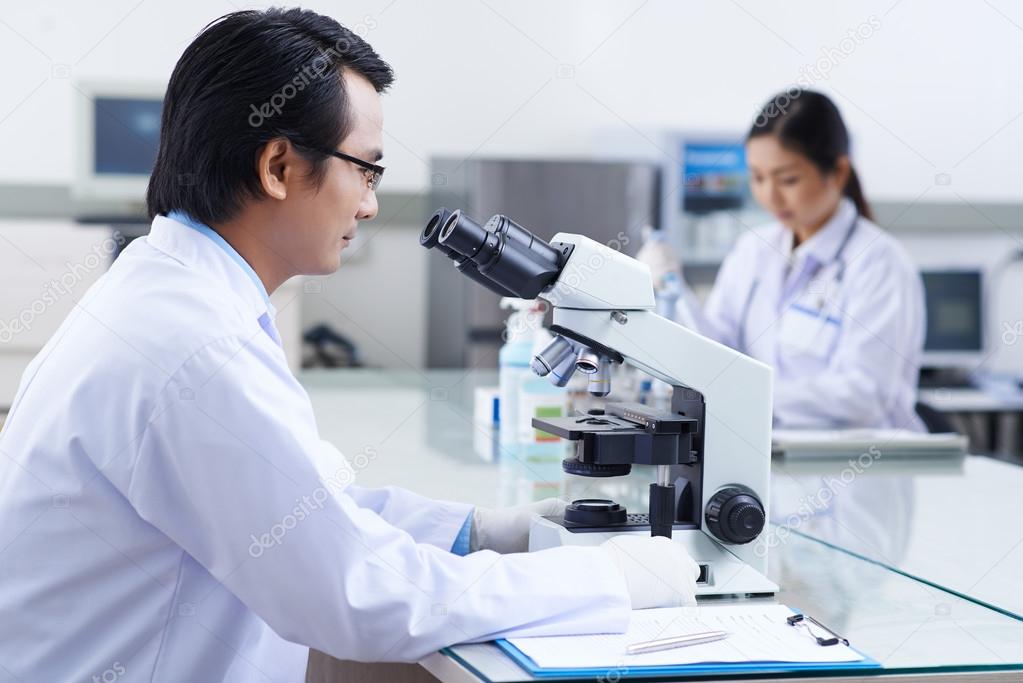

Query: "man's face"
left=273, top=71, right=382, bottom=276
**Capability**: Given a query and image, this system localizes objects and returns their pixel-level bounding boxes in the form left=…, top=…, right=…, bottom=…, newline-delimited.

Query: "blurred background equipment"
left=74, top=81, right=164, bottom=204
left=427, top=157, right=660, bottom=369
left=919, top=268, right=985, bottom=386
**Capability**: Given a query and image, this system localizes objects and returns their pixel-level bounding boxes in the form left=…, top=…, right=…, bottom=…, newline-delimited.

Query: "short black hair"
left=146, top=8, right=394, bottom=225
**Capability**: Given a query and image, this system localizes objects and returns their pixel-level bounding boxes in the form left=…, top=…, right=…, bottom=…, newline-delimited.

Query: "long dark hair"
left=748, top=90, right=873, bottom=221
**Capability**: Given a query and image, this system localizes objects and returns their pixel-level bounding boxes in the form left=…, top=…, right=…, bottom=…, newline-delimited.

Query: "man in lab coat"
left=0, top=8, right=697, bottom=681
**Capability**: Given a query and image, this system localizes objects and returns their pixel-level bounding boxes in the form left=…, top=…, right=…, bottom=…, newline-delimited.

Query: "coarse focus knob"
left=704, top=486, right=765, bottom=544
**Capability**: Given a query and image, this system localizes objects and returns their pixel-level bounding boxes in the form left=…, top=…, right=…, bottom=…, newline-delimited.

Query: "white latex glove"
left=599, top=534, right=700, bottom=609
left=635, top=229, right=683, bottom=291
left=470, top=498, right=568, bottom=553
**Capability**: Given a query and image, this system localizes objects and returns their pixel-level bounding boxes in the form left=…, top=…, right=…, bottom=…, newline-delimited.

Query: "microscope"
left=421, top=208, right=777, bottom=597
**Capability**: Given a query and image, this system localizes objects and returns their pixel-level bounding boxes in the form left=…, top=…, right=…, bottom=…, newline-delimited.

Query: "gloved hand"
left=635, top=228, right=683, bottom=291
left=599, top=534, right=700, bottom=609
left=470, top=498, right=568, bottom=553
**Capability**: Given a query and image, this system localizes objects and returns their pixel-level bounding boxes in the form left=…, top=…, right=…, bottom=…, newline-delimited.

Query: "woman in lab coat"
left=643, top=90, right=925, bottom=431
left=0, top=9, right=696, bottom=682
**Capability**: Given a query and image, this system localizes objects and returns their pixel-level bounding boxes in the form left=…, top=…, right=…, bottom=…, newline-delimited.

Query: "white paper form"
left=505, top=604, right=865, bottom=670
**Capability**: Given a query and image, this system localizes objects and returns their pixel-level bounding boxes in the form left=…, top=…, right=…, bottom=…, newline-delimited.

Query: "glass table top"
left=302, top=368, right=1023, bottom=679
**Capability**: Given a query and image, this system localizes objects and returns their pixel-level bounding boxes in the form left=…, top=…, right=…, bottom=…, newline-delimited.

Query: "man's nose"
left=357, top=190, right=378, bottom=221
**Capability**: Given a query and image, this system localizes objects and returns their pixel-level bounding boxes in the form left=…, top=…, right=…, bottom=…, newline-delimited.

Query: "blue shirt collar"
left=166, top=210, right=271, bottom=307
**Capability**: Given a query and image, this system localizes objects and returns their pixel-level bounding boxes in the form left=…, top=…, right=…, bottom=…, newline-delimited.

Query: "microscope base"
left=528, top=516, right=778, bottom=598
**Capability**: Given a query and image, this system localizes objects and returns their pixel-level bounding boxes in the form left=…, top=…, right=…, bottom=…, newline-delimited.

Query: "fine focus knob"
left=704, top=486, right=765, bottom=544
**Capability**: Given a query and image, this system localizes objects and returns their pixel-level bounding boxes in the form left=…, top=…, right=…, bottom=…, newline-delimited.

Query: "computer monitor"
left=678, top=138, right=750, bottom=214
left=74, top=82, right=164, bottom=201
left=920, top=269, right=984, bottom=368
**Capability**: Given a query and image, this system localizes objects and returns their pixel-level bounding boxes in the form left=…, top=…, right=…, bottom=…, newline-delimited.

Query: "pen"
left=626, top=630, right=731, bottom=655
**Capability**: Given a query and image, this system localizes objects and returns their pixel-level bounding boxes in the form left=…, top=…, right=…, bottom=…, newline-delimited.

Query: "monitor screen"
left=922, top=270, right=982, bottom=353
left=93, top=96, right=162, bottom=176
left=680, top=141, right=749, bottom=214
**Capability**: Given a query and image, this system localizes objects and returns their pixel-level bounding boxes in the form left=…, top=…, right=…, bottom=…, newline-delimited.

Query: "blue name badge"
left=777, top=303, right=842, bottom=358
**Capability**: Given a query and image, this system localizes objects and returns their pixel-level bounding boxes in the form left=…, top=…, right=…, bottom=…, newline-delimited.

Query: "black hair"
left=146, top=8, right=394, bottom=225
left=748, top=90, right=873, bottom=221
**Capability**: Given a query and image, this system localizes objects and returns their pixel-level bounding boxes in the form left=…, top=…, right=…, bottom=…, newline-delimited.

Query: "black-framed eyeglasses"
left=328, top=149, right=384, bottom=191
left=299, top=145, right=385, bottom=191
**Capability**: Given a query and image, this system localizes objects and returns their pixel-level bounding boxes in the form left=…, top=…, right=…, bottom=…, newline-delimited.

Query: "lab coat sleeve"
left=772, top=253, right=923, bottom=429
left=341, top=479, right=472, bottom=551
left=677, top=240, right=750, bottom=349
left=122, top=335, right=630, bottom=663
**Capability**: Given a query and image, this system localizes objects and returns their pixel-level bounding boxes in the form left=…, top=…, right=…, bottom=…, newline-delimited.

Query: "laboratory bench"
left=302, top=369, right=1023, bottom=682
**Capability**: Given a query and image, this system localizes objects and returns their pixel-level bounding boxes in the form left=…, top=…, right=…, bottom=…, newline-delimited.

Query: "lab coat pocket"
left=777, top=304, right=841, bottom=360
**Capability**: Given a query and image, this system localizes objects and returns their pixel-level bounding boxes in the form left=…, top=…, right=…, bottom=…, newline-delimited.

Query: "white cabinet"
left=0, top=220, right=113, bottom=408
left=0, top=220, right=302, bottom=409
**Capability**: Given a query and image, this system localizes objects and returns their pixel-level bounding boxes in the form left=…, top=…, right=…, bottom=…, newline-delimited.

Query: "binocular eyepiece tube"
left=420, top=207, right=569, bottom=300
left=421, top=207, right=609, bottom=395
left=420, top=208, right=517, bottom=297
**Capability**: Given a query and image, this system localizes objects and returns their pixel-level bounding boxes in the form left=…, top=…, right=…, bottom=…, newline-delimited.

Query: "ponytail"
left=843, top=166, right=873, bottom=221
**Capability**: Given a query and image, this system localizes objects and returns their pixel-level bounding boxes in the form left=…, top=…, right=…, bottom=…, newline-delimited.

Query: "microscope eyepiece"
left=476, top=215, right=566, bottom=299
left=420, top=208, right=452, bottom=250
left=421, top=208, right=466, bottom=262
left=422, top=208, right=518, bottom=297
left=438, top=210, right=494, bottom=258
left=427, top=208, right=569, bottom=300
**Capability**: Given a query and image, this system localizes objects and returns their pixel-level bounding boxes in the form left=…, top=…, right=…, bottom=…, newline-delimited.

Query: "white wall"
left=2, top=0, right=1022, bottom=370
left=1, top=0, right=1021, bottom=201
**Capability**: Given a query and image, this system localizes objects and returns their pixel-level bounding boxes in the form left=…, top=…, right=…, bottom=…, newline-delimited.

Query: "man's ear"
left=256, top=138, right=293, bottom=201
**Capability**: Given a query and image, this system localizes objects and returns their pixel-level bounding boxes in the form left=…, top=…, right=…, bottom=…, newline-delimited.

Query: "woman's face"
left=746, top=134, right=849, bottom=236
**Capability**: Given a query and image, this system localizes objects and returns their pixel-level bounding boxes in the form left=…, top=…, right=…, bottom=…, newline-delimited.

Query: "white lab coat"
left=0, top=215, right=629, bottom=682
left=680, top=199, right=926, bottom=431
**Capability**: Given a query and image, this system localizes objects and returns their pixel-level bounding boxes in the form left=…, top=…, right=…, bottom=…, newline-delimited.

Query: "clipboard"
left=490, top=604, right=881, bottom=679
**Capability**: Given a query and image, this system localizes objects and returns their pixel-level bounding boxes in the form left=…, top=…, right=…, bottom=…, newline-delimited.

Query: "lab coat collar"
left=783, top=198, right=858, bottom=267
left=148, top=213, right=277, bottom=319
